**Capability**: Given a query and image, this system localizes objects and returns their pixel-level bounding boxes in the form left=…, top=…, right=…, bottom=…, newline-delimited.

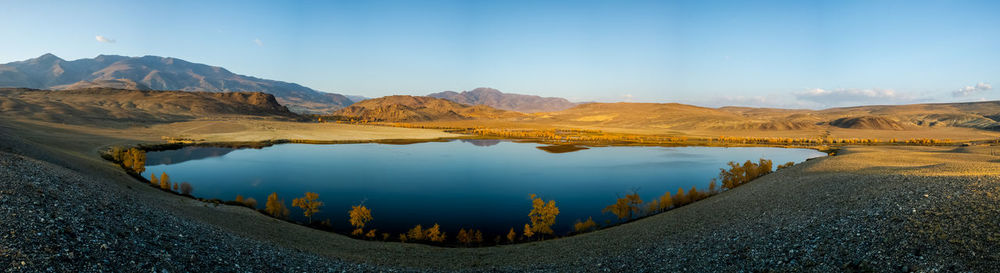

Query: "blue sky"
left=1, top=0, right=997, bottom=108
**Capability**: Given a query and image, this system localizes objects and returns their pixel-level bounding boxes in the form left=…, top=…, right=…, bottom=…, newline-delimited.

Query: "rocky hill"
left=428, top=87, right=576, bottom=113
left=0, top=88, right=297, bottom=126
left=0, top=54, right=352, bottom=114
left=332, top=95, right=522, bottom=122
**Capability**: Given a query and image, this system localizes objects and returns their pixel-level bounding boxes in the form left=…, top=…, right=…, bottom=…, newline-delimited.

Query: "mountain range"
left=0, top=88, right=295, bottom=126
left=0, top=54, right=352, bottom=114
left=428, top=87, right=576, bottom=113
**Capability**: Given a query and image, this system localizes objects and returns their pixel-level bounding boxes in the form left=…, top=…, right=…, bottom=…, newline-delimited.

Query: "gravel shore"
left=2, top=119, right=999, bottom=272
left=0, top=152, right=396, bottom=272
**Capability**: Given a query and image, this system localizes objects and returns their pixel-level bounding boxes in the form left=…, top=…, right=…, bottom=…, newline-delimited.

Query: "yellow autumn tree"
left=366, top=229, right=376, bottom=239
left=603, top=192, right=642, bottom=220
left=159, top=172, right=171, bottom=190
left=457, top=229, right=470, bottom=245
left=130, top=148, right=146, bottom=174
left=473, top=230, right=483, bottom=243
left=425, top=223, right=446, bottom=242
left=292, top=192, right=323, bottom=224
left=527, top=194, right=560, bottom=236
left=675, top=187, right=688, bottom=206
left=348, top=204, right=372, bottom=235
left=265, top=192, right=290, bottom=219
left=407, top=224, right=425, bottom=241
left=626, top=192, right=642, bottom=216
left=573, top=217, right=598, bottom=233
left=119, top=148, right=146, bottom=174
left=645, top=199, right=660, bottom=214
left=658, top=191, right=673, bottom=211
left=523, top=223, right=534, bottom=239
left=506, top=228, right=516, bottom=242
left=149, top=174, right=158, bottom=186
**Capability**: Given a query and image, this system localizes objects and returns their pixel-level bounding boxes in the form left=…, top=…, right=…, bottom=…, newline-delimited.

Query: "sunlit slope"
left=332, top=95, right=525, bottom=122
left=0, top=88, right=297, bottom=126
left=520, top=101, right=1000, bottom=133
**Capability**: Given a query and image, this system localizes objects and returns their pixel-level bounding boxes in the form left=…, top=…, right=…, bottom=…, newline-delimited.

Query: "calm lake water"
left=143, top=140, right=825, bottom=235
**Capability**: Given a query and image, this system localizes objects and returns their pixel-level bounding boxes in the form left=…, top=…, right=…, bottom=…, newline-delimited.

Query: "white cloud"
left=254, top=38, right=263, bottom=46
left=952, top=82, right=992, bottom=97
left=691, top=94, right=815, bottom=109
left=793, top=88, right=914, bottom=108
left=95, top=35, right=115, bottom=43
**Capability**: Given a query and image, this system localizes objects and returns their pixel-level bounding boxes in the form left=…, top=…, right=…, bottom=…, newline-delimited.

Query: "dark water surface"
left=143, top=140, right=825, bottom=235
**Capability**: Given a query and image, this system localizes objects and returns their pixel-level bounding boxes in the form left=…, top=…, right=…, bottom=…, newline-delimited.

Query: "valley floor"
left=1, top=118, right=999, bottom=272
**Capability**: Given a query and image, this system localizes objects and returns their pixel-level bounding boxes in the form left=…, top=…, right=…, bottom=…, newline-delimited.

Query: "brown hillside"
left=332, top=95, right=522, bottom=122
left=0, top=88, right=296, bottom=126
left=428, top=87, right=577, bottom=113
left=528, top=102, right=821, bottom=131
left=828, top=116, right=907, bottom=130
left=507, top=101, right=1000, bottom=134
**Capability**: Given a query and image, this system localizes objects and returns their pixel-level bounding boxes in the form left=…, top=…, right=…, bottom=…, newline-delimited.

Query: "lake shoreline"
left=2, top=118, right=998, bottom=271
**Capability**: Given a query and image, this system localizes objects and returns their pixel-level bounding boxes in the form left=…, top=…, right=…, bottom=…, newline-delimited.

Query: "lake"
left=142, top=139, right=826, bottom=236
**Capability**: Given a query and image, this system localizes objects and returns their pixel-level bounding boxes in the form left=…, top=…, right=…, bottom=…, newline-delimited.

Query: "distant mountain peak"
left=0, top=54, right=352, bottom=114
left=25, top=53, right=64, bottom=64
left=428, top=88, right=576, bottom=113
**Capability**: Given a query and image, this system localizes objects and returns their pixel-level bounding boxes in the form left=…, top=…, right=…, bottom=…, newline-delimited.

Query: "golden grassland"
left=326, top=120, right=1000, bottom=149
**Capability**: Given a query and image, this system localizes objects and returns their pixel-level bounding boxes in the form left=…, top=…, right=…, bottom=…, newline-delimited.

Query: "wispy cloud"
left=952, top=82, right=992, bottom=97
left=793, top=88, right=914, bottom=108
left=95, top=35, right=115, bottom=43
left=254, top=38, right=263, bottom=47
left=691, top=94, right=814, bottom=109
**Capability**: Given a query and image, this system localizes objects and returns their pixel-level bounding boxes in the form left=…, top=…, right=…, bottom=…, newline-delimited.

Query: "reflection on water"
left=459, top=139, right=502, bottom=147
left=145, top=146, right=236, bottom=166
left=143, top=140, right=825, bottom=235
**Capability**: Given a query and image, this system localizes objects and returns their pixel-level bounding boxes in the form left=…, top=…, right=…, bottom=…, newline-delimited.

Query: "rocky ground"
left=0, top=152, right=395, bottom=272
left=2, top=117, right=999, bottom=272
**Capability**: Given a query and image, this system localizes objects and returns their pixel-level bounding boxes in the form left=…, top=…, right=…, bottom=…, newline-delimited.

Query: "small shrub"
left=243, top=197, right=258, bottom=208
left=777, top=161, right=795, bottom=170
left=180, top=182, right=193, bottom=195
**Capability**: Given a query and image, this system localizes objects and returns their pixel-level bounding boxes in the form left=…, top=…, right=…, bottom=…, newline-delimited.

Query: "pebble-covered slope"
left=0, top=152, right=388, bottom=272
